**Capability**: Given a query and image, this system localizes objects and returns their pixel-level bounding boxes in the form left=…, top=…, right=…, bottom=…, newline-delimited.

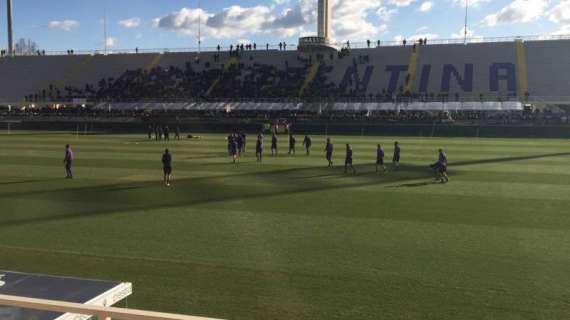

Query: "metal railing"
left=2, top=34, right=570, bottom=57
left=0, top=294, right=222, bottom=320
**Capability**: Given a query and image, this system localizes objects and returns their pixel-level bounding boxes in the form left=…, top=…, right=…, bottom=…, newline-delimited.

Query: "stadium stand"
left=1, top=38, right=570, bottom=131
left=0, top=38, right=568, bottom=104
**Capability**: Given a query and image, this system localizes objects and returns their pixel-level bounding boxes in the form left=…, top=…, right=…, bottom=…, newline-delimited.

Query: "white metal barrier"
left=0, top=294, right=222, bottom=320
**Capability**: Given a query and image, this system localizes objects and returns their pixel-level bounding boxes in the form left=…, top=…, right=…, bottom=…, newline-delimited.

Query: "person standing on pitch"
left=431, top=148, right=449, bottom=183
left=325, top=138, right=334, bottom=167
left=271, top=133, right=278, bottom=156
left=63, top=144, right=74, bottom=179
left=288, top=134, right=296, bottom=155
left=393, top=141, right=401, bottom=168
left=240, top=132, right=247, bottom=153
left=230, top=137, right=239, bottom=164
left=376, top=144, right=386, bottom=173
left=237, top=133, right=244, bottom=156
left=163, top=126, right=170, bottom=141
left=162, top=149, right=173, bottom=187
left=344, top=144, right=356, bottom=175
left=174, top=126, right=181, bottom=140
left=303, top=135, right=312, bottom=156
left=256, top=135, right=263, bottom=162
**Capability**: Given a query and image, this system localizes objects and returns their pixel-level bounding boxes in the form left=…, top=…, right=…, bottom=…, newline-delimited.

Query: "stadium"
left=1, top=0, right=569, bottom=319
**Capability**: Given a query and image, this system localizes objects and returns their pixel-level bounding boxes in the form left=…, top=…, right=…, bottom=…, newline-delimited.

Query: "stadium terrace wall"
left=4, top=118, right=570, bottom=139
left=2, top=39, right=570, bottom=102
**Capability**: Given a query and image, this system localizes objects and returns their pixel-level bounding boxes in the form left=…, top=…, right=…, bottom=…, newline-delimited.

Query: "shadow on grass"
left=2, top=151, right=567, bottom=228
left=451, top=152, right=570, bottom=167
left=0, top=164, right=437, bottom=229
left=0, top=178, right=61, bottom=186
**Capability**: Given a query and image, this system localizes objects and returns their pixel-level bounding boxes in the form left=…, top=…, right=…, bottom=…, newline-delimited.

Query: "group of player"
left=223, top=132, right=449, bottom=182
left=147, top=125, right=181, bottom=141
left=62, top=132, right=448, bottom=188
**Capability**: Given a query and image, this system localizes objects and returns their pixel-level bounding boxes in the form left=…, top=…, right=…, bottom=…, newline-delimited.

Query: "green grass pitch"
left=0, top=131, right=569, bottom=319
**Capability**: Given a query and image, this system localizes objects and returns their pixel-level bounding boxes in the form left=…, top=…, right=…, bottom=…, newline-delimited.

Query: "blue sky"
left=0, top=0, right=569, bottom=51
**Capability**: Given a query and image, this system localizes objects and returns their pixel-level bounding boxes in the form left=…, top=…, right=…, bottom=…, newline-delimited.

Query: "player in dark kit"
left=63, top=144, right=74, bottom=179
left=162, top=148, right=172, bottom=187
left=325, top=138, right=334, bottom=167
left=227, top=134, right=234, bottom=155
left=288, top=135, right=296, bottom=155
left=230, top=138, right=239, bottom=164
left=430, top=148, right=449, bottom=183
left=393, top=141, right=401, bottom=168
left=240, top=132, right=247, bottom=153
left=174, top=127, right=181, bottom=140
left=163, top=126, right=170, bottom=141
left=376, top=144, right=386, bottom=173
left=147, top=125, right=153, bottom=140
left=237, top=134, right=244, bottom=156
left=303, top=135, right=312, bottom=156
left=344, top=144, right=356, bottom=175
left=256, top=136, right=263, bottom=162
left=271, top=133, right=278, bottom=156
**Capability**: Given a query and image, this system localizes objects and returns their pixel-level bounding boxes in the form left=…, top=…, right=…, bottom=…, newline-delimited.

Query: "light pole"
left=7, top=0, right=14, bottom=55
left=198, top=0, right=202, bottom=53
left=464, top=0, right=469, bottom=44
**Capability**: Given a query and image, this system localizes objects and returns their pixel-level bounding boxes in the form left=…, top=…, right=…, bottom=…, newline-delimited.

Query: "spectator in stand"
left=367, top=39, right=371, bottom=48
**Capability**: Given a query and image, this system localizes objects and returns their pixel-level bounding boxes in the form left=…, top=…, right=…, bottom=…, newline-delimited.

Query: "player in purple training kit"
left=325, top=138, right=334, bottom=167
left=63, top=144, right=74, bottom=179
left=162, top=148, right=173, bottom=187
left=393, top=141, right=401, bottom=169
left=376, top=144, right=386, bottom=173
left=344, top=144, right=356, bottom=175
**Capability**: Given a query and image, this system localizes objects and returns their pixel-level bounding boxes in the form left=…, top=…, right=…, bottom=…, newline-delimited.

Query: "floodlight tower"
left=7, top=0, right=14, bottom=56
left=298, top=0, right=336, bottom=52
left=317, top=0, right=332, bottom=40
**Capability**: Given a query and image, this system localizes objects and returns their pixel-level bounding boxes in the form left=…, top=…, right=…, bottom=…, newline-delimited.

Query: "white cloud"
left=48, top=20, right=80, bottom=31
left=388, top=0, right=416, bottom=7
left=450, top=26, right=484, bottom=42
left=452, top=0, right=490, bottom=7
left=481, top=0, right=548, bottom=27
left=416, top=26, right=429, bottom=33
left=377, top=6, right=398, bottom=21
left=419, top=1, right=433, bottom=12
left=105, top=37, right=117, bottom=47
left=550, top=24, right=570, bottom=35
left=549, top=0, right=570, bottom=24
left=119, top=17, right=141, bottom=29
left=331, top=0, right=384, bottom=41
left=153, top=0, right=385, bottom=42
